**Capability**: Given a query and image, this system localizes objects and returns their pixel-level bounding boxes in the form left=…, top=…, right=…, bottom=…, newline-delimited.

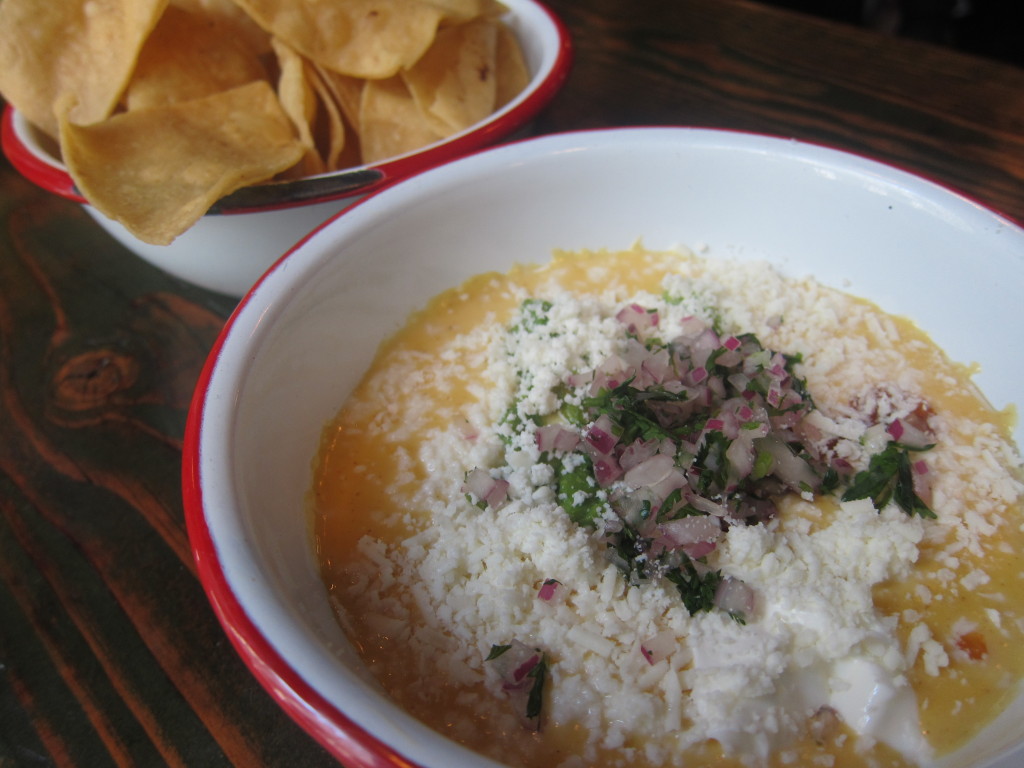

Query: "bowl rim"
left=0, top=0, right=573, bottom=215
left=183, top=126, right=1024, bottom=768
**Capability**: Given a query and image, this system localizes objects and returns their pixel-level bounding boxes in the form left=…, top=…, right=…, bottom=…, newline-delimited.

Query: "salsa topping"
left=464, top=298, right=939, bottom=626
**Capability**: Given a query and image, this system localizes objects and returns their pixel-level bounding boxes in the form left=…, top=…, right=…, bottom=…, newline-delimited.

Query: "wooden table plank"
left=0, top=179, right=334, bottom=766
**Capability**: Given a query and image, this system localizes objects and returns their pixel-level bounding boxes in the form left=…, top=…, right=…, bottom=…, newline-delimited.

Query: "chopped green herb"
left=693, top=431, right=731, bottom=494
left=661, top=292, right=683, bottom=306
left=559, top=400, right=586, bottom=427
left=659, top=487, right=685, bottom=518
left=510, top=298, right=554, bottom=334
left=486, top=644, right=512, bottom=660
left=554, top=455, right=606, bottom=525
left=498, top=402, right=542, bottom=445
left=819, top=467, right=840, bottom=495
left=842, top=442, right=936, bottom=518
left=604, top=522, right=723, bottom=618
left=525, top=654, right=547, bottom=721
left=665, top=559, right=723, bottom=616
left=752, top=448, right=774, bottom=480
left=581, top=376, right=685, bottom=445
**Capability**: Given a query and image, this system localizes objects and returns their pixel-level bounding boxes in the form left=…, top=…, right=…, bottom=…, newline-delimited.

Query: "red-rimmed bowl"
left=184, top=128, right=1024, bottom=768
left=0, top=0, right=571, bottom=297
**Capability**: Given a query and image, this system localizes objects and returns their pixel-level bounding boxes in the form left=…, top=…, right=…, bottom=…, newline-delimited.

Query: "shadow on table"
left=753, top=0, right=1024, bottom=67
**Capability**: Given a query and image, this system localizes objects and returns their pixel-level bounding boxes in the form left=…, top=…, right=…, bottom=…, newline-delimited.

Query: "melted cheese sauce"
left=312, top=248, right=1024, bottom=768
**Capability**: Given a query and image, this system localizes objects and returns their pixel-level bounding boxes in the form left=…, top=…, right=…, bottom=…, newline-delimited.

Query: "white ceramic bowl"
left=183, top=128, right=1024, bottom=768
left=0, top=0, right=571, bottom=297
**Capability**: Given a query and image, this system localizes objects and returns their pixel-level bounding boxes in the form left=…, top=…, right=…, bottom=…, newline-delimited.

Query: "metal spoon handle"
left=208, top=168, right=386, bottom=214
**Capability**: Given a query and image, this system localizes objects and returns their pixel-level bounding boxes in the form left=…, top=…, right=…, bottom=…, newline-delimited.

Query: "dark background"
left=755, top=0, right=1023, bottom=66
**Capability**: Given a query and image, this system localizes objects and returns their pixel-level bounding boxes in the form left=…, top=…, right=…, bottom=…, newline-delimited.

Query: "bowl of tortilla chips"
left=0, top=0, right=571, bottom=297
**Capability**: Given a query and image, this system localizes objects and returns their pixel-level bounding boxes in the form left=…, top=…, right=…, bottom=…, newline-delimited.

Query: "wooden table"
left=2, top=0, right=1022, bottom=765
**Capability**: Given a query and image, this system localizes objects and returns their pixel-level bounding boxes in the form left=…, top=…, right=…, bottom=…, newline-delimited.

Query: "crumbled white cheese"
left=334, top=254, right=1022, bottom=768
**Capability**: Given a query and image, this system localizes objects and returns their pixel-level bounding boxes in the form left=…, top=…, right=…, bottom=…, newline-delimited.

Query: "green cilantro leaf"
left=842, top=442, right=936, bottom=518
left=554, top=455, right=606, bottom=525
left=525, top=654, right=547, bottom=721
left=665, top=559, right=723, bottom=616
left=486, top=644, right=512, bottom=660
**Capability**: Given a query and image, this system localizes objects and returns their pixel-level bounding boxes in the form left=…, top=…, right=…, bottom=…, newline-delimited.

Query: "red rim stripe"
left=1, top=105, right=85, bottom=202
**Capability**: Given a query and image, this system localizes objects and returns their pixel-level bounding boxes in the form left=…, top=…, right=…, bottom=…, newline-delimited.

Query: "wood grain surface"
left=1, top=0, right=1022, bottom=766
left=0, top=179, right=334, bottom=766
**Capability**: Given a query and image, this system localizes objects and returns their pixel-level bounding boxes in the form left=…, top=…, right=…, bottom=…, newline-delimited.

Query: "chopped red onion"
left=913, top=460, right=934, bottom=508
left=624, top=454, right=675, bottom=489
left=487, top=639, right=545, bottom=730
left=689, top=494, right=729, bottom=517
left=660, top=515, right=722, bottom=546
left=619, top=438, right=660, bottom=471
left=682, top=540, right=717, bottom=559
left=889, top=416, right=935, bottom=449
left=887, top=419, right=905, bottom=441
left=715, top=349, right=743, bottom=368
left=725, top=431, right=756, bottom=479
left=691, top=329, right=720, bottom=368
left=594, top=456, right=623, bottom=487
left=650, top=466, right=687, bottom=502
left=537, top=578, right=561, bottom=601
left=586, top=413, right=618, bottom=455
left=714, top=576, right=755, bottom=618
left=641, top=347, right=672, bottom=385
left=616, top=303, right=659, bottom=334
left=590, top=354, right=629, bottom=395
left=761, top=435, right=819, bottom=492
left=463, top=468, right=510, bottom=510
left=536, top=424, right=581, bottom=454
left=640, top=629, right=676, bottom=666
left=566, top=370, right=594, bottom=388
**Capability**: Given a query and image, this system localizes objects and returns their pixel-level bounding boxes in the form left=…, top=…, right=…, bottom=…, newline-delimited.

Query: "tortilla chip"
left=0, top=0, right=169, bottom=137
left=231, top=0, right=445, bottom=79
left=169, top=0, right=273, bottom=55
left=125, top=5, right=268, bottom=111
left=360, top=76, right=444, bottom=163
left=305, top=63, right=357, bottom=171
left=272, top=37, right=325, bottom=176
left=60, top=81, right=305, bottom=245
left=313, top=64, right=364, bottom=130
left=424, top=0, right=493, bottom=23
left=402, top=19, right=498, bottom=135
left=479, top=0, right=511, bottom=18
left=494, top=19, right=531, bottom=109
